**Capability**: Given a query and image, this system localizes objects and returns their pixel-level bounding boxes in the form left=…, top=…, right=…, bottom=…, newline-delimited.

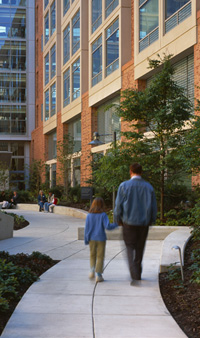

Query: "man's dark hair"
left=130, top=163, right=142, bottom=174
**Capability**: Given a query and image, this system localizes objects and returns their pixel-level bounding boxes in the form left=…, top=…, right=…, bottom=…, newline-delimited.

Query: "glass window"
left=92, top=0, right=102, bottom=33
left=0, top=7, right=26, bottom=39
left=0, top=73, right=26, bottom=103
left=63, top=68, right=70, bottom=107
left=11, top=41, right=26, bottom=70
left=97, top=97, right=120, bottom=144
left=45, top=89, right=49, bottom=121
left=50, top=44, right=56, bottom=78
left=63, top=24, right=70, bottom=64
left=0, top=0, right=26, bottom=5
left=50, top=0, right=56, bottom=36
left=139, top=0, right=158, bottom=40
left=48, top=131, right=57, bottom=160
left=45, top=52, right=49, bottom=85
left=72, top=58, right=80, bottom=101
left=50, top=82, right=56, bottom=116
left=63, top=0, right=70, bottom=16
left=92, top=36, right=102, bottom=87
left=72, top=10, right=80, bottom=55
left=105, top=0, right=119, bottom=18
left=106, top=19, right=119, bottom=77
left=68, top=118, right=81, bottom=153
left=44, top=11, right=49, bottom=45
left=0, top=105, right=26, bottom=135
left=166, top=0, right=190, bottom=19
left=44, top=0, right=48, bottom=9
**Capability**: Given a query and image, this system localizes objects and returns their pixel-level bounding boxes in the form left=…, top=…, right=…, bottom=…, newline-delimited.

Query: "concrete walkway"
left=0, top=210, right=187, bottom=338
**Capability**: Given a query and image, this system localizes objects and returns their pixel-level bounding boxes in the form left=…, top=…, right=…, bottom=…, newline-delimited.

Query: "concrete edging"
left=0, top=211, right=14, bottom=240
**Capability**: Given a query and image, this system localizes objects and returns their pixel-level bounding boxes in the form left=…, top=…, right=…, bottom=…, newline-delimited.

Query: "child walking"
left=84, top=197, right=118, bottom=282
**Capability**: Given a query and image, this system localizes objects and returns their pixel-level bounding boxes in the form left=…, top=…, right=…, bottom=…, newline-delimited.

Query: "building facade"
left=0, top=0, right=35, bottom=189
left=32, top=0, right=200, bottom=189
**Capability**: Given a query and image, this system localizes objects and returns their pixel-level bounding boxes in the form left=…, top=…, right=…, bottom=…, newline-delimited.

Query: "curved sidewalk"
left=0, top=209, right=187, bottom=338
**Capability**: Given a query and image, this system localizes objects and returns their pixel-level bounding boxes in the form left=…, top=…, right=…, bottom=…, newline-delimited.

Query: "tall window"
left=44, top=0, right=49, bottom=9
left=92, top=0, right=102, bottom=33
left=45, top=89, right=49, bottom=121
left=45, top=53, right=49, bottom=85
left=97, top=97, right=120, bottom=144
left=51, top=44, right=56, bottom=78
left=63, top=68, right=70, bottom=107
left=44, top=11, right=49, bottom=45
left=0, top=105, right=26, bottom=135
left=165, top=0, right=191, bottom=33
left=50, top=0, right=56, bottom=36
left=68, top=118, right=81, bottom=152
left=0, top=41, right=26, bottom=71
left=63, top=0, right=70, bottom=16
left=92, top=36, right=102, bottom=87
left=72, top=10, right=80, bottom=55
left=72, top=58, right=80, bottom=101
left=106, top=19, right=119, bottom=77
left=0, top=73, right=26, bottom=103
left=139, top=0, right=158, bottom=52
left=105, top=0, right=119, bottom=18
left=51, top=83, right=56, bottom=116
left=63, top=24, right=70, bottom=64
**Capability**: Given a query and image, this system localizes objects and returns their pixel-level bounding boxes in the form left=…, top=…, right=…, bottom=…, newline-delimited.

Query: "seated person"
left=10, top=190, right=19, bottom=208
left=49, top=195, right=58, bottom=213
left=44, top=191, right=54, bottom=212
left=38, top=190, right=46, bottom=212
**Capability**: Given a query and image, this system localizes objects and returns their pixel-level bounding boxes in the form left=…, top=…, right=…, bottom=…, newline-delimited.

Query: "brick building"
left=31, top=0, right=200, bottom=189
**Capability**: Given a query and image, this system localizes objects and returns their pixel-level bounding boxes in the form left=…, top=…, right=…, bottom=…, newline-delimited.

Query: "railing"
left=139, top=26, right=159, bottom=52
left=106, top=58, right=119, bottom=77
left=165, top=1, right=191, bottom=34
left=92, top=71, right=102, bottom=87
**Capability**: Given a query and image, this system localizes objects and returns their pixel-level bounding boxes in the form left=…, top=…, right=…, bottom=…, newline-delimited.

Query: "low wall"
left=0, top=211, right=14, bottom=240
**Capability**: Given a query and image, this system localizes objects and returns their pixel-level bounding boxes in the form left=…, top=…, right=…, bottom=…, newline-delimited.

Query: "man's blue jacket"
left=114, top=177, right=157, bottom=226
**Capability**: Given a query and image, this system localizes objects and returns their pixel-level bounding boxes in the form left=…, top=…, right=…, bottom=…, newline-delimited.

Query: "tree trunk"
left=160, top=169, right=165, bottom=222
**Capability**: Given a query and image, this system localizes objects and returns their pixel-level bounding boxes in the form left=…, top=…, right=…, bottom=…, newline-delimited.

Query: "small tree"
left=92, top=55, right=193, bottom=220
left=57, top=134, right=74, bottom=198
left=29, top=159, right=45, bottom=193
left=0, top=161, right=9, bottom=190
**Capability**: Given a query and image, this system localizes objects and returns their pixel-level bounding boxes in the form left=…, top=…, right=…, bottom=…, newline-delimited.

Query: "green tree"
left=92, top=55, right=193, bottom=220
left=57, top=134, right=74, bottom=198
left=29, top=159, right=45, bottom=193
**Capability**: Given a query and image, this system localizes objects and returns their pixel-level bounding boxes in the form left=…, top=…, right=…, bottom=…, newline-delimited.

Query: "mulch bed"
left=159, top=237, right=200, bottom=338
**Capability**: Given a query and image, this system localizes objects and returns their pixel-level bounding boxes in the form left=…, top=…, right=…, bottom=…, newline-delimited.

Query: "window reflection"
left=0, top=105, right=26, bottom=134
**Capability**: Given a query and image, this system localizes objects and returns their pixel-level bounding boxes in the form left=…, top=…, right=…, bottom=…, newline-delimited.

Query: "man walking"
left=114, top=163, right=157, bottom=284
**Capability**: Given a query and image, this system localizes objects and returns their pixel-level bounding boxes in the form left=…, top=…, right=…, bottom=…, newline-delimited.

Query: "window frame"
left=72, top=10, right=80, bottom=55
left=72, top=57, right=80, bottom=101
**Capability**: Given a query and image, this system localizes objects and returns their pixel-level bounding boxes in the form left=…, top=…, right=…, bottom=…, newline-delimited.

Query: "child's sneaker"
left=96, top=274, right=104, bottom=282
left=89, top=271, right=95, bottom=279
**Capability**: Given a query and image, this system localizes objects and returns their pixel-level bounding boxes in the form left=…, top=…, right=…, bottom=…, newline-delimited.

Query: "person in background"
left=114, top=163, right=157, bottom=285
left=84, top=197, right=118, bottom=283
left=10, top=190, right=19, bottom=208
left=44, top=191, right=54, bottom=212
left=49, top=195, right=58, bottom=213
left=38, top=190, right=46, bottom=212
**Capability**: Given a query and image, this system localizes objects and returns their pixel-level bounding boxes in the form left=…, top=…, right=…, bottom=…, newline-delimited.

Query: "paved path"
left=0, top=210, right=187, bottom=338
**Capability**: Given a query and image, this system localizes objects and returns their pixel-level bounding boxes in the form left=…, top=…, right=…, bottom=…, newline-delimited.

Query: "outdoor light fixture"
left=172, top=245, right=184, bottom=282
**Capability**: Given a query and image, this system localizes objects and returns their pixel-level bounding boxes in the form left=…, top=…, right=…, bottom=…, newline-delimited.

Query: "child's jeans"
left=89, top=240, right=106, bottom=274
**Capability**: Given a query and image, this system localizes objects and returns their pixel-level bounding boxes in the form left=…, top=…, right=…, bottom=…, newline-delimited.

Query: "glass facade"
left=63, top=24, right=70, bottom=64
left=92, top=36, right=102, bottom=86
left=105, top=0, right=119, bottom=18
left=0, top=105, right=26, bottom=134
left=0, top=7, right=26, bottom=39
left=63, top=68, right=70, bottom=107
left=72, top=10, right=80, bottom=55
left=50, top=44, right=56, bottom=78
left=50, top=0, right=56, bottom=36
left=92, top=0, right=102, bottom=33
left=72, top=57, right=80, bottom=101
left=0, top=73, right=26, bottom=102
left=0, top=40, right=26, bottom=70
left=106, top=18, right=119, bottom=76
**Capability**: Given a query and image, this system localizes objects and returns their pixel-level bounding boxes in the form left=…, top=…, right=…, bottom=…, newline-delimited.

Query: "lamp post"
left=89, top=131, right=117, bottom=211
left=172, top=245, right=184, bottom=282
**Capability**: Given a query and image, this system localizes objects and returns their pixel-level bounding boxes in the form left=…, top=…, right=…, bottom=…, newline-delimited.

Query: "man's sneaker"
left=96, top=275, right=104, bottom=282
left=89, top=271, right=95, bottom=279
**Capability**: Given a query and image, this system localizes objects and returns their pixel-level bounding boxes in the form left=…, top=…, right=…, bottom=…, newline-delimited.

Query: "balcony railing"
left=139, top=26, right=159, bottom=53
left=165, top=1, right=191, bottom=34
